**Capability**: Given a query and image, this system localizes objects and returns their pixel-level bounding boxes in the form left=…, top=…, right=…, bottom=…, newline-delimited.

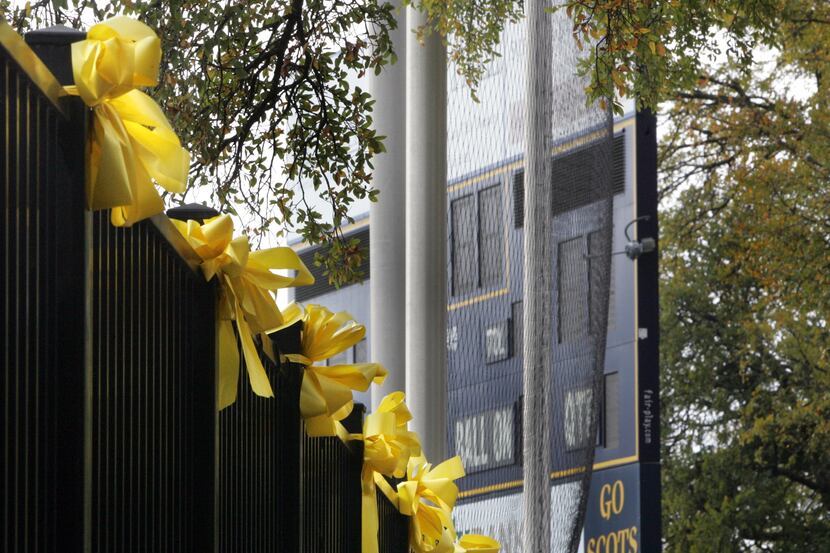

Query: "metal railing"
left=1, top=23, right=408, bottom=553
left=2, top=22, right=90, bottom=553
left=87, top=212, right=217, bottom=553
left=217, top=326, right=302, bottom=553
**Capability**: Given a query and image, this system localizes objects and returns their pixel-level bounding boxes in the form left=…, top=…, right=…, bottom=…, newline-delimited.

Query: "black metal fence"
left=1, top=23, right=408, bottom=553
left=217, top=327, right=302, bottom=553
left=2, top=23, right=88, bottom=553
left=88, top=212, right=217, bottom=553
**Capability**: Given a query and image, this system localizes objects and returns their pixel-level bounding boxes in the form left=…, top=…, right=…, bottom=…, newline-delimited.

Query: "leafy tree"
left=527, top=1, right=830, bottom=549
left=556, top=0, right=792, bottom=111
left=3, top=0, right=515, bottom=285
left=656, top=1, right=830, bottom=550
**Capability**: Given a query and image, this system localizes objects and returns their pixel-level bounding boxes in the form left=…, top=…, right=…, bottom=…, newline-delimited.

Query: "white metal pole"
left=369, top=1, right=407, bottom=411
left=405, top=6, right=448, bottom=461
left=523, top=0, right=553, bottom=551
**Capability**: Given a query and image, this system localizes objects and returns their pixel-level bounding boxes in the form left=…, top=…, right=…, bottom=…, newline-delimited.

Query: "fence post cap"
left=24, top=25, right=86, bottom=45
left=24, top=25, right=84, bottom=86
left=167, top=203, right=221, bottom=224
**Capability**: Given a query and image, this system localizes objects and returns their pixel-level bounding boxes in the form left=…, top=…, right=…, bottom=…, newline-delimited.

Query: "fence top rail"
left=150, top=213, right=205, bottom=274
left=0, top=20, right=65, bottom=114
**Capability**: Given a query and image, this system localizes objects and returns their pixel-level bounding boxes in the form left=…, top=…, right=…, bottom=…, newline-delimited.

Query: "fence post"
left=24, top=26, right=87, bottom=185
left=271, top=322, right=304, bottom=552
left=167, top=203, right=221, bottom=549
left=23, top=25, right=89, bottom=553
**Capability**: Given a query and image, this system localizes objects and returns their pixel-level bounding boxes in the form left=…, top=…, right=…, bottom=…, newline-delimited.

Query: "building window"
left=451, top=195, right=477, bottom=295
left=564, top=387, right=593, bottom=450
left=353, top=338, right=368, bottom=364
left=478, top=185, right=504, bottom=287
left=603, top=372, right=620, bottom=449
left=558, top=237, right=589, bottom=343
left=551, top=133, right=626, bottom=216
left=511, top=301, right=523, bottom=358
left=513, top=169, right=524, bottom=228
left=447, top=325, right=459, bottom=353
left=484, top=320, right=510, bottom=363
left=587, top=231, right=616, bottom=333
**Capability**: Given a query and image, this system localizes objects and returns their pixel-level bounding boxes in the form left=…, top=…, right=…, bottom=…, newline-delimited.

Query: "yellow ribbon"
left=283, top=304, right=387, bottom=437
left=356, top=392, right=422, bottom=553
left=65, top=16, right=189, bottom=227
left=172, top=215, right=313, bottom=409
left=454, top=535, right=501, bottom=553
left=377, top=455, right=466, bottom=553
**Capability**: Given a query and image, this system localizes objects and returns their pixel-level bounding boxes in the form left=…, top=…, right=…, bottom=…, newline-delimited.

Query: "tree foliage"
left=554, top=0, right=787, bottom=112
left=2, top=0, right=515, bottom=285
left=407, top=0, right=522, bottom=101
left=657, top=1, right=830, bottom=550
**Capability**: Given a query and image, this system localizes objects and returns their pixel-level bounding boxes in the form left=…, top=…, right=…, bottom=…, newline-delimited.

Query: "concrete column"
left=405, top=7, right=448, bottom=461
left=369, top=2, right=407, bottom=411
left=522, top=1, right=554, bottom=552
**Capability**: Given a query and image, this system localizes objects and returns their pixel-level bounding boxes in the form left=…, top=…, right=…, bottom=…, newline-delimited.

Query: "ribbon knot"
left=356, top=392, right=422, bottom=553
left=283, top=304, right=387, bottom=437
left=377, top=455, right=465, bottom=553
left=66, top=16, right=189, bottom=227
left=363, top=392, right=421, bottom=477
left=173, top=215, right=313, bottom=409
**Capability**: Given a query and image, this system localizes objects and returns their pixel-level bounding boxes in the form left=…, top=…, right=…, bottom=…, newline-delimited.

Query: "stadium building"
left=288, top=18, right=659, bottom=553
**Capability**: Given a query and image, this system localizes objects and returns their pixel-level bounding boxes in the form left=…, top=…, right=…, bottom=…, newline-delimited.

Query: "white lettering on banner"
left=454, top=405, right=514, bottom=471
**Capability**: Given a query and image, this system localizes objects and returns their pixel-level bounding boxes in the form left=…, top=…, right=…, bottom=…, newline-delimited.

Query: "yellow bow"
left=173, top=215, right=313, bottom=409
left=377, top=455, right=466, bottom=553
left=283, top=304, right=387, bottom=437
left=454, top=535, right=501, bottom=553
left=357, top=392, right=422, bottom=553
left=65, top=16, right=189, bottom=227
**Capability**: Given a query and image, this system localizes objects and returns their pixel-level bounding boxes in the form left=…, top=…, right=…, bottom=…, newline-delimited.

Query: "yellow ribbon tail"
left=373, top=472, right=399, bottom=509
left=235, top=299, right=275, bottom=400
left=237, top=278, right=283, bottom=333
left=111, top=89, right=189, bottom=194
left=248, top=246, right=315, bottom=288
left=109, top=164, right=165, bottom=226
left=362, top=465, right=380, bottom=553
left=217, top=320, right=240, bottom=410
left=88, top=104, right=135, bottom=209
